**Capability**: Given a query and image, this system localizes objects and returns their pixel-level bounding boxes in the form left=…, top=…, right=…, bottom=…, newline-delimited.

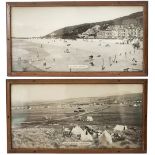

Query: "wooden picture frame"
left=7, top=79, right=147, bottom=153
left=7, top=1, right=148, bottom=77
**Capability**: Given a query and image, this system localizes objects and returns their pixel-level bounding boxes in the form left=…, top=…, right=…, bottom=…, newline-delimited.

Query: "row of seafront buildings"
left=79, top=24, right=143, bottom=40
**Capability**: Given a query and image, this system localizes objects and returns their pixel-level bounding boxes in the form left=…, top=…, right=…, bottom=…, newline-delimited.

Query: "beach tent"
left=86, top=116, right=93, bottom=121
left=99, top=130, right=113, bottom=146
left=114, top=125, right=128, bottom=131
left=133, top=104, right=138, bottom=107
left=81, top=129, right=93, bottom=141
left=71, top=125, right=84, bottom=136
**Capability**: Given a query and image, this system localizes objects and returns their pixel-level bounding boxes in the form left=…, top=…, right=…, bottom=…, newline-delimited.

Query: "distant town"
left=78, top=24, right=143, bottom=40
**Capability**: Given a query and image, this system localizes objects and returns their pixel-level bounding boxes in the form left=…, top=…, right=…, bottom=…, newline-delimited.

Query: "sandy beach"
left=12, top=38, right=143, bottom=72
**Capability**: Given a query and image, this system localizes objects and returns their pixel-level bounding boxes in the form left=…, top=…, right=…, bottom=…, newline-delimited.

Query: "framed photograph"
left=7, top=1, right=148, bottom=77
left=7, top=79, right=147, bottom=153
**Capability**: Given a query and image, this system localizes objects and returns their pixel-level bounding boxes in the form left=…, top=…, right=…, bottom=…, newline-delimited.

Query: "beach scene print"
left=11, top=6, right=144, bottom=72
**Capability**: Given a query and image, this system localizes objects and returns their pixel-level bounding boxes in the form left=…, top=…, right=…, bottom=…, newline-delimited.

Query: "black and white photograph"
left=7, top=2, right=148, bottom=76
left=8, top=80, right=147, bottom=152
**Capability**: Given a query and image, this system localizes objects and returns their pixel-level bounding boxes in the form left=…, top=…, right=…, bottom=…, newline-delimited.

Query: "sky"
left=11, top=84, right=143, bottom=106
left=11, top=6, right=143, bottom=37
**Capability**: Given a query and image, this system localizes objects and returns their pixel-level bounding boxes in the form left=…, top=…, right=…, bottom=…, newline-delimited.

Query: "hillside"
left=12, top=93, right=142, bottom=107
left=43, top=11, right=143, bottom=39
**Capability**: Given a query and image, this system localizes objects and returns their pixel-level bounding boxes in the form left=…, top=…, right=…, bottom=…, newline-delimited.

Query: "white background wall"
left=0, top=0, right=153, bottom=154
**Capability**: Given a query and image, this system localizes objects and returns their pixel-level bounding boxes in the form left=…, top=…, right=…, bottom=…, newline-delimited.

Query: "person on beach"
left=125, top=52, right=127, bottom=57
left=109, top=56, right=112, bottom=66
left=43, top=59, right=46, bottom=67
left=101, top=58, right=105, bottom=70
left=17, top=57, right=21, bottom=65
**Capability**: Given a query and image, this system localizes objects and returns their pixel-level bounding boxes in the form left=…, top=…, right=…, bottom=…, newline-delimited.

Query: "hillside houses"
left=79, top=25, right=100, bottom=39
left=79, top=24, right=143, bottom=40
